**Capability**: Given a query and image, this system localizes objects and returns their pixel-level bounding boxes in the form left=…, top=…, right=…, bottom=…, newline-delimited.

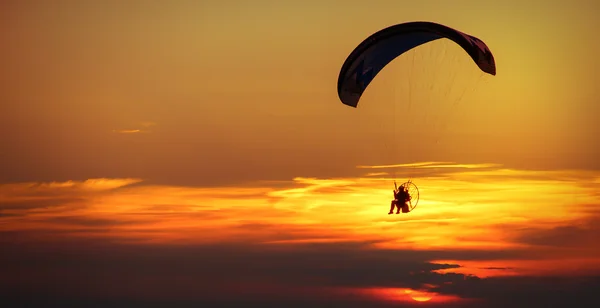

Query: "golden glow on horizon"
left=361, top=286, right=462, bottom=304
left=406, top=289, right=434, bottom=302
left=1, top=163, right=599, bottom=281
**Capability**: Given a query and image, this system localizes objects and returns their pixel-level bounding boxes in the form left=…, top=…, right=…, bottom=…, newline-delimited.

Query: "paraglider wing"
left=337, top=21, right=496, bottom=108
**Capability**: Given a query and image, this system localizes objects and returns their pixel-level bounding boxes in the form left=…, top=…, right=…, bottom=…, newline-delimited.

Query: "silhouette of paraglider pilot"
left=389, top=183, right=411, bottom=214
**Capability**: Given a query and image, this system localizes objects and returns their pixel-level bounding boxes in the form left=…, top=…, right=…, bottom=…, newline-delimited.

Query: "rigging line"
left=407, top=50, right=416, bottom=182
left=392, top=60, right=399, bottom=182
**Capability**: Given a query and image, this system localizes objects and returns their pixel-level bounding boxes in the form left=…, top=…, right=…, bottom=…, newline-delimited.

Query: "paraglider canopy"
left=337, top=21, right=496, bottom=108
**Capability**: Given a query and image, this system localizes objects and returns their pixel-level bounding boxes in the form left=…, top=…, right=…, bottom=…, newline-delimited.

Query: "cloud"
left=365, top=172, right=390, bottom=177
left=516, top=224, right=599, bottom=248
left=112, top=121, right=158, bottom=134
left=0, top=239, right=502, bottom=300
left=0, top=197, right=85, bottom=211
left=354, top=162, right=504, bottom=180
left=2, top=239, right=599, bottom=308
left=0, top=178, right=143, bottom=231
left=356, top=162, right=501, bottom=170
left=0, top=178, right=142, bottom=195
left=1, top=165, right=599, bottom=307
left=1, top=167, right=599, bottom=251
left=43, top=215, right=143, bottom=227
left=112, top=129, right=143, bottom=134
left=357, top=161, right=451, bottom=169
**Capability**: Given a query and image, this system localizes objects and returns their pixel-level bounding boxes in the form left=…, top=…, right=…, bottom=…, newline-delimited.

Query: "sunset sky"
left=1, top=0, right=599, bottom=307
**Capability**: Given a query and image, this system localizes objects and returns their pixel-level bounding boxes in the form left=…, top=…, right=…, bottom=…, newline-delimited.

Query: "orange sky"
left=1, top=1, right=599, bottom=307
left=1, top=0, right=599, bottom=186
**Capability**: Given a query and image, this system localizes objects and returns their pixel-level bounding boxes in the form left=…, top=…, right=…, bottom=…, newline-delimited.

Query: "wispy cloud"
left=112, top=129, right=143, bottom=134
left=356, top=162, right=502, bottom=170
left=112, top=121, right=157, bottom=134
left=356, top=161, right=450, bottom=169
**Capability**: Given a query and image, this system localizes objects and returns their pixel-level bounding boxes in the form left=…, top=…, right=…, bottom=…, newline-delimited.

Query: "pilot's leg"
left=389, top=200, right=396, bottom=214
left=396, top=202, right=403, bottom=214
